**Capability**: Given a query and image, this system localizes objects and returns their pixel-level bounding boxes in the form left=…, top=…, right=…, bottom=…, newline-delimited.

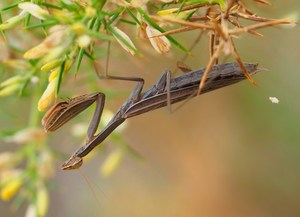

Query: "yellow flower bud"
left=48, top=68, right=59, bottom=82
left=0, top=75, right=22, bottom=88
left=42, top=46, right=65, bottom=63
left=38, top=77, right=58, bottom=111
left=24, top=44, right=48, bottom=60
left=157, top=9, right=196, bottom=20
left=1, top=179, right=22, bottom=201
left=24, top=27, right=66, bottom=60
left=100, top=149, right=124, bottom=177
left=85, top=7, right=96, bottom=18
left=41, top=59, right=64, bottom=72
left=157, top=8, right=178, bottom=15
left=36, top=184, right=49, bottom=217
left=64, top=58, right=74, bottom=72
left=0, top=84, right=20, bottom=96
left=52, top=11, right=73, bottom=22
left=0, top=11, right=27, bottom=30
left=47, top=59, right=73, bottom=82
left=77, top=35, right=91, bottom=48
left=71, top=23, right=86, bottom=35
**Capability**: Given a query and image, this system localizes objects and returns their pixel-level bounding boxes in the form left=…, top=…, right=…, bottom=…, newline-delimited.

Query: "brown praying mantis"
left=42, top=62, right=259, bottom=170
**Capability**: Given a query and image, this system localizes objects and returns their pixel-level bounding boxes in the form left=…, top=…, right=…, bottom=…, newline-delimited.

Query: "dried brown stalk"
left=152, top=1, right=295, bottom=93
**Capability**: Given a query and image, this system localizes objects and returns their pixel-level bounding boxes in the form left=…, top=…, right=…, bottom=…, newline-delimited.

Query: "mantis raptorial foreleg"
left=42, top=92, right=106, bottom=143
left=42, top=69, right=173, bottom=135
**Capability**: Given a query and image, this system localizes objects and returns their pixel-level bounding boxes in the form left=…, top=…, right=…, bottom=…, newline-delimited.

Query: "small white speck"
left=269, top=97, right=279, bottom=104
left=30, top=76, right=39, bottom=84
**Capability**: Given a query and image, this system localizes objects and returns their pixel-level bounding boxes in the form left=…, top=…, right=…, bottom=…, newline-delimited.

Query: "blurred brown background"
left=1, top=1, right=300, bottom=217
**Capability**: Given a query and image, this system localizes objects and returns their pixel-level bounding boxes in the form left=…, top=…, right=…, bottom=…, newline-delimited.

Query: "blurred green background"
left=1, top=1, right=300, bottom=217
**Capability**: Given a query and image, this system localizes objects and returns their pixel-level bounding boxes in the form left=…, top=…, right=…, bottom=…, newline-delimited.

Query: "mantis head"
left=60, top=156, right=83, bottom=170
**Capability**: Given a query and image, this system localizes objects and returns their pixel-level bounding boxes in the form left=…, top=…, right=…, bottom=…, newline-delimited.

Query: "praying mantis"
left=42, top=62, right=259, bottom=170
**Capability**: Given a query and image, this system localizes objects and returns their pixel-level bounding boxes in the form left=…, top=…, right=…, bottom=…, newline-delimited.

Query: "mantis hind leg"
left=94, top=60, right=145, bottom=107
left=141, top=70, right=173, bottom=112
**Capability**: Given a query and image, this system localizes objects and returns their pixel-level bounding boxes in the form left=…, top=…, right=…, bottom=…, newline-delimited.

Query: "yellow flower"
left=1, top=179, right=22, bottom=201
left=38, top=77, right=57, bottom=111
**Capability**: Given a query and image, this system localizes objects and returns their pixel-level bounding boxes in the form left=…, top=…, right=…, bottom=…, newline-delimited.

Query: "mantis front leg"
left=42, top=92, right=105, bottom=143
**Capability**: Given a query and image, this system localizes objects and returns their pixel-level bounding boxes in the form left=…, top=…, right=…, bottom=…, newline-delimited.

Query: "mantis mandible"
left=42, top=62, right=259, bottom=170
